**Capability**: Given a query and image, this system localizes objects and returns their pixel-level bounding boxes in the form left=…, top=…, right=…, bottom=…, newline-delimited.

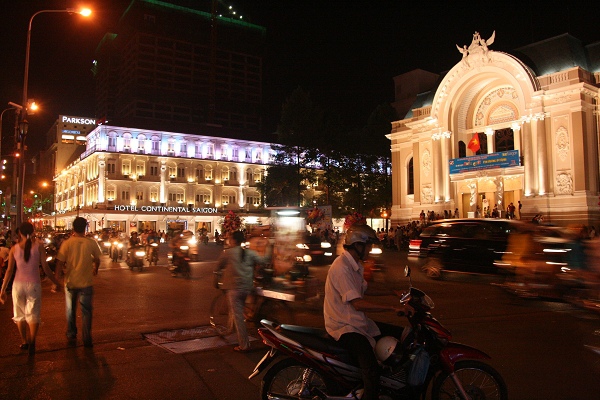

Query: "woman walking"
left=0, top=222, right=60, bottom=354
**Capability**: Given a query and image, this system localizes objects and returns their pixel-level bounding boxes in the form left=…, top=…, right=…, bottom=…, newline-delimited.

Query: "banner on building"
left=449, top=150, right=520, bottom=174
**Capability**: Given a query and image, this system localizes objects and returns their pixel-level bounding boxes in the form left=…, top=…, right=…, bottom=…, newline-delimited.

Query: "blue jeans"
left=65, top=286, right=94, bottom=344
left=227, top=289, right=251, bottom=350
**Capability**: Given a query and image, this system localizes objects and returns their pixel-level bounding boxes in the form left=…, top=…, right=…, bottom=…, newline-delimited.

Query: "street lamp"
left=15, top=7, right=92, bottom=227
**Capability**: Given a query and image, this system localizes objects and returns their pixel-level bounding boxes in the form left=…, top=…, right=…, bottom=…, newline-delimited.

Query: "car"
left=409, top=218, right=526, bottom=278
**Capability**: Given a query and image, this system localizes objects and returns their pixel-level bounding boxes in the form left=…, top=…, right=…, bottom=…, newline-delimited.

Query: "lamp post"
left=15, top=7, right=91, bottom=227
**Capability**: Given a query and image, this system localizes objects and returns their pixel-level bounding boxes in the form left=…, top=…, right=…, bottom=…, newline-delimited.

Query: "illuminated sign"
left=449, top=150, right=520, bottom=174
left=61, top=115, right=96, bottom=125
left=113, top=205, right=219, bottom=214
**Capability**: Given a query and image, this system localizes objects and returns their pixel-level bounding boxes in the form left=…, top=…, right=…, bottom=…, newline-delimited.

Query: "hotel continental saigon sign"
left=113, top=205, right=219, bottom=214
left=449, top=150, right=520, bottom=174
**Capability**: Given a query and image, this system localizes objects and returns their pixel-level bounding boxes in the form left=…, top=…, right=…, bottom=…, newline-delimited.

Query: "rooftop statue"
left=456, top=31, right=496, bottom=66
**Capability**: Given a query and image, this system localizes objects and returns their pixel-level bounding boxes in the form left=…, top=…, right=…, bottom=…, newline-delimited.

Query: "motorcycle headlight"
left=118, top=243, right=124, bottom=249
left=135, top=250, right=146, bottom=257
left=296, top=243, right=309, bottom=250
left=151, top=243, right=158, bottom=247
left=46, top=256, right=53, bottom=262
left=303, top=255, right=312, bottom=263
left=320, top=241, right=331, bottom=249
left=103, top=242, right=111, bottom=247
left=180, top=245, right=189, bottom=251
left=189, top=237, right=197, bottom=245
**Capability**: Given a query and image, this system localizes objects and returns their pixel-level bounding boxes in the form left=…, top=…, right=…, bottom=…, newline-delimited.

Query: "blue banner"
left=449, top=150, right=520, bottom=174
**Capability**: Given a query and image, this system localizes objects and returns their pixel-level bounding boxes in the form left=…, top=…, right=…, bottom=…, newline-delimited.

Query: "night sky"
left=1, top=0, right=599, bottom=155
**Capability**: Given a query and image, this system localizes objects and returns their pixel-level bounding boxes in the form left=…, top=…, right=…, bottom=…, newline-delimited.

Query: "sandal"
left=233, top=346, right=250, bottom=353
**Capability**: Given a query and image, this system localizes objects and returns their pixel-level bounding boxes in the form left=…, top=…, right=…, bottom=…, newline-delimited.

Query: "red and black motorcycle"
left=250, top=266, right=508, bottom=400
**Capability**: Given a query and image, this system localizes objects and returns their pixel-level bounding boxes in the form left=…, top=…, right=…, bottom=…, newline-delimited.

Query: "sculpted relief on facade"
left=555, top=172, right=573, bottom=195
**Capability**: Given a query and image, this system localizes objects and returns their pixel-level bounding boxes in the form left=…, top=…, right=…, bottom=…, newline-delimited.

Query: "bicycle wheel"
left=210, top=292, right=233, bottom=335
left=256, top=299, right=295, bottom=325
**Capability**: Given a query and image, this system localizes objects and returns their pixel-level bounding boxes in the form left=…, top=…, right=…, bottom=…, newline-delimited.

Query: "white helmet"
left=344, top=224, right=378, bottom=246
left=374, top=336, right=399, bottom=363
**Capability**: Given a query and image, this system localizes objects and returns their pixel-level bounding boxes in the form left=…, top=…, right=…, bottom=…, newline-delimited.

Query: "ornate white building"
left=389, top=32, right=600, bottom=227
left=52, top=125, right=273, bottom=233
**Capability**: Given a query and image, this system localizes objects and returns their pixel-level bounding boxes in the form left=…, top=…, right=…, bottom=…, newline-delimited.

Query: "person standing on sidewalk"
left=55, top=217, right=102, bottom=348
left=0, top=222, right=61, bottom=354
left=214, top=230, right=272, bottom=352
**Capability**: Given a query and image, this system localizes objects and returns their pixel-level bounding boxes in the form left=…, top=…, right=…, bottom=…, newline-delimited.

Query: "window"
left=150, top=188, right=159, bottom=202
left=150, top=162, right=159, bottom=176
left=107, top=189, right=115, bottom=201
left=196, top=193, right=211, bottom=204
left=196, top=165, right=204, bottom=181
left=245, top=149, right=251, bottom=161
left=180, top=141, right=187, bottom=155
left=205, top=166, right=213, bottom=181
left=232, top=147, right=239, bottom=160
left=151, top=136, right=160, bottom=154
left=494, top=128, right=514, bottom=152
left=459, top=141, right=466, bottom=158
left=136, top=162, right=145, bottom=176
left=167, top=141, right=175, bottom=155
left=121, top=189, right=129, bottom=200
left=246, top=194, right=260, bottom=206
left=206, top=143, right=214, bottom=159
left=253, top=170, right=262, bottom=183
left=107, top=160, right=116, bottom=174
left=195, top=142, right=202, bottom=157
left=169, top=191, right=184, bottom=203
left=476, top=133, right=488, bottom=155
left=168, top=165, right=176, bottom=178
left=246, top=168, right=253, bottom=183
left=122, top=161, right=131, bottom=175
left=123, top=134, right=131, bottom=150
left=136, top=190, right=144, bottom=201
left=222, top=194, right=236, bottom=205
left=177, top=165, right=185, bottom=178
left=108, top=134, right=116, bottom=150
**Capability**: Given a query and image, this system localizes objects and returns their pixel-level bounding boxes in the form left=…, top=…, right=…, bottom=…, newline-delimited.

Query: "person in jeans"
left=55, top=217, right=101, bottom=347
left=214, top=230, right=272, bottom=352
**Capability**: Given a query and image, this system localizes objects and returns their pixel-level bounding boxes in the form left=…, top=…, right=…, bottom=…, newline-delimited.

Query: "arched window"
left=494, top=128, right=514, bottom=152
left=407, top=157, right=414, bottom=195
left=459, top=141, right=466, bottom=158
left=476, top=133, right=488, bottom=155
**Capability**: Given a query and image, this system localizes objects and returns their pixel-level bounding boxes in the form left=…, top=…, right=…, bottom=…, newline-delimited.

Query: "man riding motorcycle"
left=324, top=224, right=412, bottom=400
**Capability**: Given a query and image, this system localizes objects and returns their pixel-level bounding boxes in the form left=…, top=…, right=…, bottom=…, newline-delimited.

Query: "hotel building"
left=52, top=124, right=273, bottom=234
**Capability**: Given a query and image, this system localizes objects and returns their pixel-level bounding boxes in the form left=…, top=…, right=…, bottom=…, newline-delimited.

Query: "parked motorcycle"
left=250, top=266, right=508, bottom=400
left=126, top=245, right=146, bottom=271
left=170, top=244, right=191, bottom=278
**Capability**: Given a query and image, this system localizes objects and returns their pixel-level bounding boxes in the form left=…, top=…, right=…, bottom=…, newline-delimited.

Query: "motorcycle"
left=250, top=266, right=508, bottom=400
left=169, top=244, right=191, bottom=278
left=126, top=245, right=146, bottom=271
left=110, top=240, right=125, bottom=263
left=147, top=242, right=159, bottom=266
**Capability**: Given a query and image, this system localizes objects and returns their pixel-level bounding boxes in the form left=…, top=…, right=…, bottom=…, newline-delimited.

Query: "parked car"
left=409, top=218, right=525, bottom=278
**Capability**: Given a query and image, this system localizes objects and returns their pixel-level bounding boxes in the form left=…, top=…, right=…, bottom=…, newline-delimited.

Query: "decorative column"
left=533, top=116, right=548, bottom=194
left=98, top=156, right=106, bottom=203
left=160, top=160, right=166, bottom=203
left=432, top=131, right=443, bottom=202
left=522, top=121, right=535, bottom=196
left=485, top=127, right=495, bottom=154
left=440, top=130, right=452, bottom=202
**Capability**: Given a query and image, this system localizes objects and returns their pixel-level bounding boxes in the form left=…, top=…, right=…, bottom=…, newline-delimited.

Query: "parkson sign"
left=113, top=205, right=219, bottom=214
left=61, top=115, right=97, bottom=125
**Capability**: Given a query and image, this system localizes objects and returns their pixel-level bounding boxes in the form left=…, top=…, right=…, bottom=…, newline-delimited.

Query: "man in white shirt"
left=324, top=224, right=411, bottom=400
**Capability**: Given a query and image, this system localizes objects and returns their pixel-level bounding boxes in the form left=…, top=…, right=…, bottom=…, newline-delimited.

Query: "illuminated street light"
left=16, top=7, right=92, bottom=227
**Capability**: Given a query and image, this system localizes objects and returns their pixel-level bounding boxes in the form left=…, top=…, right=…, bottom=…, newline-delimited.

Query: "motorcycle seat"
left=278, top=324, right=352, bottom=363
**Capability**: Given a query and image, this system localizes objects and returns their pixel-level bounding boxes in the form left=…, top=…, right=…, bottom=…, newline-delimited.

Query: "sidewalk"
left=0, top=244, right=272, bottom=400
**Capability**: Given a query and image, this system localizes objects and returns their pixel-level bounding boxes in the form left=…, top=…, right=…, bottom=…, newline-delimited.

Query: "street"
left=0, top=243, right=599, bottom=399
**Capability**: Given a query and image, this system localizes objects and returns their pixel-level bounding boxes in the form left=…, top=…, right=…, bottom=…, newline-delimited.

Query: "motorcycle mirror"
left=404, top=266, right=411, bottom=278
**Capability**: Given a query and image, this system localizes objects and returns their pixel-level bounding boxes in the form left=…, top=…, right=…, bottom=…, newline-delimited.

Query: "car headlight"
left=320, top=242, right=331, bottom=249
left=303, top=255, right=312, bottom=262
left=296, top=243, right=309, bottom=250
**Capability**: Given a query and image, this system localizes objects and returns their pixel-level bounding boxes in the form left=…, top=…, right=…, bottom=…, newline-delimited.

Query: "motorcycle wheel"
left=260, top=358, right=339, bottom=400
left=209, top=292, right=233, bottom=336
left=182, top=261, right=191, bottom=278
left=431, top=360, right=508, bottom=400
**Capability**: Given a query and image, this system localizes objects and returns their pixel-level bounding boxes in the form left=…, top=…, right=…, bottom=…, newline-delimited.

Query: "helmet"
left=344, top=224, right=378, bottom=246
left=375, top=336, right=399, bottom=363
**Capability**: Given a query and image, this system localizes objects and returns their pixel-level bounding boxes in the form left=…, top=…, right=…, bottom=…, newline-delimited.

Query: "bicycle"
left=209, top=271, right=295, bottom=336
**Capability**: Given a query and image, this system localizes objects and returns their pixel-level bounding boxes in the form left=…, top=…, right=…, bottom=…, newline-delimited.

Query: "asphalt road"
left=0, top=242, right=599, bottom=399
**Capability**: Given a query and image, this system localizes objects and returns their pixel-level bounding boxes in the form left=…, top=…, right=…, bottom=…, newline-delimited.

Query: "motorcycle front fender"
left=249, top=348, right=278, bottom=380
left=439, top=342, right=491, bottom=373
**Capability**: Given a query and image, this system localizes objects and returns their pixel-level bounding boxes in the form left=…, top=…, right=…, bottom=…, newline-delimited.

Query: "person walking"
left=55, top=217, right=102, bottom=348
left=0, top=222, right=61, bottom=354
left=214, top=230, right=272, bottom=352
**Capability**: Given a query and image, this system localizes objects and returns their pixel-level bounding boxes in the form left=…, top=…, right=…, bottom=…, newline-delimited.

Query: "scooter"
left=147, top=242, right=159, bottom=266
left=126, top=245, right=146, bottom=271
left=110, top=240, right=125, bottom=263
left=250, top=266, right=508, bottom=400
left=170, top=245, right=191, bottom=278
